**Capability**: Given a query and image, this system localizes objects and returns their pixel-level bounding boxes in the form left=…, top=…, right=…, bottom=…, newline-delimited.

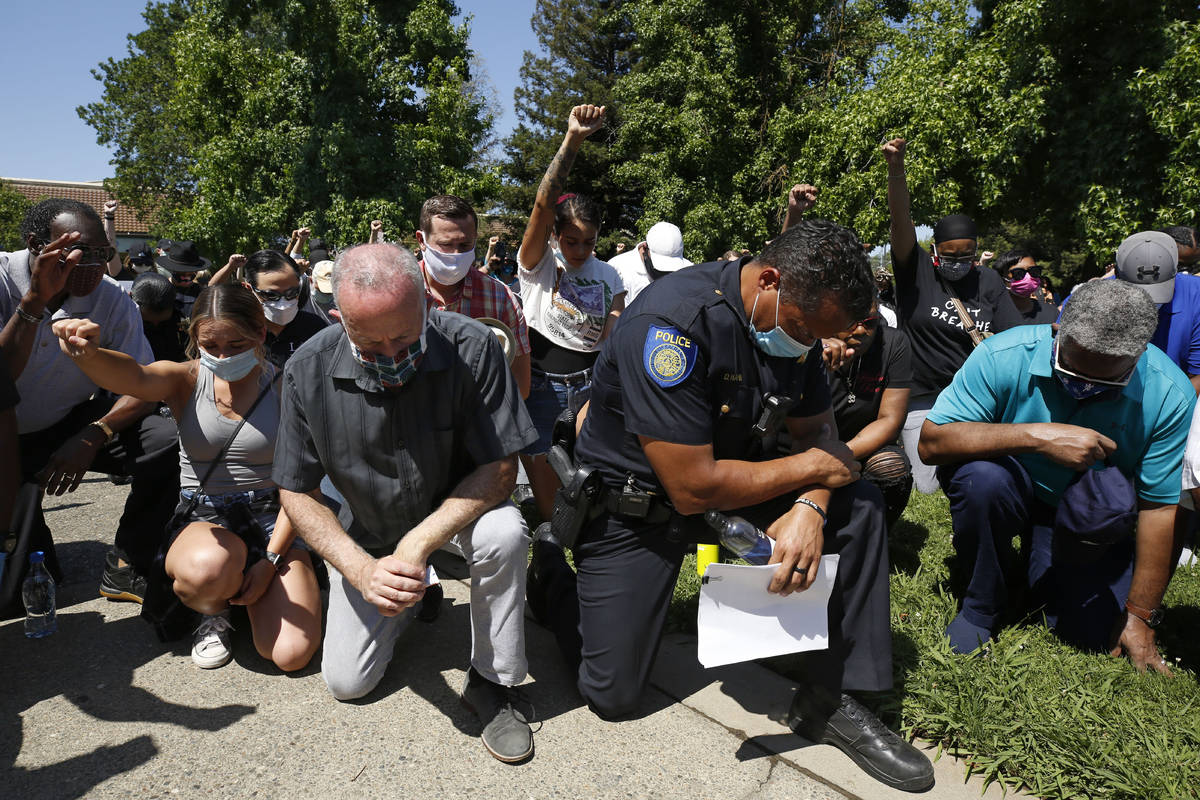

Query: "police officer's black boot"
left=788, top=687, right=934, bottom=792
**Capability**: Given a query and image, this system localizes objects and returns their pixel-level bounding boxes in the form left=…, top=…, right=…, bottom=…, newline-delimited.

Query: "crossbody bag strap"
left=938, top=275, right=987, bottom=347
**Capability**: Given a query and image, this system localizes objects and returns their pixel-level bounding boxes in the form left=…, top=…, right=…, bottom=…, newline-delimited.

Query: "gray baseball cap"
left=1116, top=230, right=1178, bottom=304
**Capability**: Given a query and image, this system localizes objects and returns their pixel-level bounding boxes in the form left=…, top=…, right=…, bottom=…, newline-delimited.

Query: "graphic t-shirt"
left=894, top=246, right=1022, bottom=400
left=518, top=246, right=624, bottom=354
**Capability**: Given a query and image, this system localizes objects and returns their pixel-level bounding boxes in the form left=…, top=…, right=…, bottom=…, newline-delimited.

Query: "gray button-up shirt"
left=273, top=310, right=537, bottom=554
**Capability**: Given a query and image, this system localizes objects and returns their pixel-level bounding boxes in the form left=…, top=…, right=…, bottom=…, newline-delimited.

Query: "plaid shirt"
left=423, top=266, right=531, bottom=356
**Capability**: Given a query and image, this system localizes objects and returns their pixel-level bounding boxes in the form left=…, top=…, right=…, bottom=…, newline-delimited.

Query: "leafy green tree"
left=501, top=0, right=636, bottom=256
left=795, top=0, right=1199, bottom=288
left=0, top=181, right=32, bottom=252
left=79, top=0, right=496, bottom=258
left=609, top=0, right=908, bottom=261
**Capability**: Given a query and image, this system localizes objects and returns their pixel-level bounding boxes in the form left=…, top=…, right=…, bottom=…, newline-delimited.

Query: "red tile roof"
left=2, top=178, right=157, bottom=236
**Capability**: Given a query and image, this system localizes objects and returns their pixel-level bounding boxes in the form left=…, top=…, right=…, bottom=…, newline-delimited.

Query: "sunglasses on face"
left=1053, top=345, right=1135, bottom=388
left=1007, top=266, right=1042, bottom=281
left=251, top=285, right=301, bottom=302
left=39, top=240, right=116, bottom=265
left=935, top=253, right=976, bottom=266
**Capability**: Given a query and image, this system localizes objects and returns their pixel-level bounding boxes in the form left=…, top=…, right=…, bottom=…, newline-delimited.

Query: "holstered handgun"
left=546, top=408, right=601, bottom=550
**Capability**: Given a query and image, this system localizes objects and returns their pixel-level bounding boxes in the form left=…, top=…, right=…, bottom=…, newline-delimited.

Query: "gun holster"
left=546, top=408, right=601, bottom=550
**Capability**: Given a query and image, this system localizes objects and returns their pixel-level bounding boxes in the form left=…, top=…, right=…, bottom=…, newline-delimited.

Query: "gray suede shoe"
left=461, top=667, right=534, bottom=763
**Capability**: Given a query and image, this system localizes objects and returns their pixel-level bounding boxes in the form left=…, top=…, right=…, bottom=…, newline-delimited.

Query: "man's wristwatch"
left=265, top=550, right=285, bottom=572
left=88, top=420, right=116, bottom=445
left=1125, top=600, right=1165, bottom=628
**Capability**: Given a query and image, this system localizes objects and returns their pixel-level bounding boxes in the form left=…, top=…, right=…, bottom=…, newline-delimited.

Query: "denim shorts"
left=168, top=487, right=309, bottom=567
left=522, top=368, right=591, bottom=455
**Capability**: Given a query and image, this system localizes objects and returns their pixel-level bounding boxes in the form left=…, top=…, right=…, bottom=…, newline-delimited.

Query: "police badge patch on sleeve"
left=644, top=325, right=697, bottom=388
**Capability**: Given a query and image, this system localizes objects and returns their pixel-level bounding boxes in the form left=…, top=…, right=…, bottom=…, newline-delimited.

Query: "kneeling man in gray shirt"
left=273, top=243, right=538, bottom=763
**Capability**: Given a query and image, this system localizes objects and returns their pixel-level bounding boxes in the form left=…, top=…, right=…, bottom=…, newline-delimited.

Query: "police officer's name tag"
left=644, top=325, right=697, bottom=388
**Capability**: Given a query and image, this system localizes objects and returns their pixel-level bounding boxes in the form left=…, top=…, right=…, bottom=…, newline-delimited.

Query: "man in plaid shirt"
left=415, top=195, right=531, bottom=399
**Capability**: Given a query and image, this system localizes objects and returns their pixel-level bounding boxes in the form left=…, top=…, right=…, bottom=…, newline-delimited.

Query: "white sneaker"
left=191, top=611, right=233, bottom=669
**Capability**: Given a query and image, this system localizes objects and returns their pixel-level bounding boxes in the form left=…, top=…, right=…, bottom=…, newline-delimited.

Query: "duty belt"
left=597, top=485, right=674, bottom=525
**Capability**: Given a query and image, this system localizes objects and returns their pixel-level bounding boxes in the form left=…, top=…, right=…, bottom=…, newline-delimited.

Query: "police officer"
left=528, top=220, right=934, bottom=792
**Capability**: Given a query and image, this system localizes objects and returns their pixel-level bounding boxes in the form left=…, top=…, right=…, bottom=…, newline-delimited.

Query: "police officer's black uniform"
left=530, top=258, right=893, bottom=720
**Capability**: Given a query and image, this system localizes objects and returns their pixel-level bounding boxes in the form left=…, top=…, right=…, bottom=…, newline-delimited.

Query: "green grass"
left=666, top=492, right=1200, bottom=799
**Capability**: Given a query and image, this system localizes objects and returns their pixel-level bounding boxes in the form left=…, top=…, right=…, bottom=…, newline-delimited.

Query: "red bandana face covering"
left=66, top=263, right=106, bottom=297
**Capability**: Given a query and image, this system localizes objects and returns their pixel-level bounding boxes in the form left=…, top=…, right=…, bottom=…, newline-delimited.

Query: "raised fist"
left=787, top=184, right=819, bottom=214
left=52, top=317, right=102, bottom=360
left=568, top=104, right=606, bottom=140
left=881, top=138, right=907, bottom=169
left=103, top=200, right=118, bottom=217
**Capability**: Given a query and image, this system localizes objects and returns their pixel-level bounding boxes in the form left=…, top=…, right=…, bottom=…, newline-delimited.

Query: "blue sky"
left=0, top=1, right=538, bottom=182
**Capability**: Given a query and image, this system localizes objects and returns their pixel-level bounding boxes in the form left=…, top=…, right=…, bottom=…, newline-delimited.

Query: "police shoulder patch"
left=644, top=324, right=697, bottom=388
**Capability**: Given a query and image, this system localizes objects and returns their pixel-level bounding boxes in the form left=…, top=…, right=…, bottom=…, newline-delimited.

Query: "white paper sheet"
left=696, top=555, right=839, bottom=668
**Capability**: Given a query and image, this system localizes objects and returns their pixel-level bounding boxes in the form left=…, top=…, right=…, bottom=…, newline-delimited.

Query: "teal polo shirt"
left=926, top=325, right=1195, bottom=506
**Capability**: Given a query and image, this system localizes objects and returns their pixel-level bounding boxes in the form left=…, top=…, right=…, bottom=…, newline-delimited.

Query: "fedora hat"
left=155, top=240, right=211, bottom=272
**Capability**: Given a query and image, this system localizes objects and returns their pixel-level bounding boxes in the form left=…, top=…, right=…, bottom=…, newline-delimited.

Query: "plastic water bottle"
left=704, top=511, right=774, bottom=565
left=22, top=551, right=57, bottom=639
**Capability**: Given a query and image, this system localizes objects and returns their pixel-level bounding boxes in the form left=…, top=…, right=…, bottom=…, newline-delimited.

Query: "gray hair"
left=1059, top=279, right=1157, bottom=358
left=331, top=243, right=424, bottom=305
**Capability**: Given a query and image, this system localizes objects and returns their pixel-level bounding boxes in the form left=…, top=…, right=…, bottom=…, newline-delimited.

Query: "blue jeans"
left=522, top=368, right=591, bottom=455
left=938, top=457, right=1134, bottom=652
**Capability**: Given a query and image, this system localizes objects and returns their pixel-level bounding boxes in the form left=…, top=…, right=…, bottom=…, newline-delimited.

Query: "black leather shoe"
left=789, top=691, right=934, bottom=792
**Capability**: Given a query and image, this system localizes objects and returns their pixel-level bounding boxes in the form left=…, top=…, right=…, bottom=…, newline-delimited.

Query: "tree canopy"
left=500, top=0, right=636, bottom=254
left=0, top=181, right=32, bottom=253
left=505, top=0, right=1200, bottom=286
left=80, top=0, right=496, bottom=257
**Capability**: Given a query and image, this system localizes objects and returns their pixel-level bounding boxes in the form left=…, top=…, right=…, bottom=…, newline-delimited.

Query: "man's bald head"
left=332, top=243, right=427, bottom=360
left=332, top=243, right=424, bottom=306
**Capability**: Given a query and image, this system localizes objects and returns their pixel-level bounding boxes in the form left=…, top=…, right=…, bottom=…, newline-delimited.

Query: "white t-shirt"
left=607, top=248, right=651, bottom=304
left=0, top=250, right=153, bottom=434
left=518, top=245, right=625, bottom=352
left=1179, top=400, right=1200, bottom=509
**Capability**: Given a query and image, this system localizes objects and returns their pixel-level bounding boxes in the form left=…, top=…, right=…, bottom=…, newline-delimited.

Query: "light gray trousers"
left=321, top=501, right=529, bottom=700
left=901, top=397, right=940, bottom=495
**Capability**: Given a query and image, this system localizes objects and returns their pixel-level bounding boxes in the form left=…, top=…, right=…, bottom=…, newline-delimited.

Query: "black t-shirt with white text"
left=894, top=246, right=1021, bottom=400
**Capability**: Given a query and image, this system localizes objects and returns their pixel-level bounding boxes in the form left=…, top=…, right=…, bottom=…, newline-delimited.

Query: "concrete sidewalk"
left=1, top=476, right=1024, bottom=799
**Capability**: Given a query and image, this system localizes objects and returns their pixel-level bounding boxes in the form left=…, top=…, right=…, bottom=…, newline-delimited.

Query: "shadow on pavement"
left=0, top=611, right=255, bottom=798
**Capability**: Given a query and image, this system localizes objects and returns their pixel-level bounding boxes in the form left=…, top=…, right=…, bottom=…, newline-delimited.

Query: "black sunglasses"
left=1007, top=266, right=1042, bottom=281
left=251, top=285, right=302, bottom=302
left=38, top=240, right=116, bottom=265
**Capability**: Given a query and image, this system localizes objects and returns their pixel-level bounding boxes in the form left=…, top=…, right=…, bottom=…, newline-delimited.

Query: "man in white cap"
left=1113, top=229, right=1200, bottom=393
left=607, top=221, right=692, bottom=304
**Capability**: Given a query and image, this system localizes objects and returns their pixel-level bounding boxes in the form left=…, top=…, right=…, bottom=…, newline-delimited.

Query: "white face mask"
left=262, top=297, right=299, bottom=325
left=422, top=243, right=475, bottom=285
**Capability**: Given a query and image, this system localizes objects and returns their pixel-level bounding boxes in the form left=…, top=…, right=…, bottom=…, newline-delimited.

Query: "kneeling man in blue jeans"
left=918, top=279, right=1193, bottom=673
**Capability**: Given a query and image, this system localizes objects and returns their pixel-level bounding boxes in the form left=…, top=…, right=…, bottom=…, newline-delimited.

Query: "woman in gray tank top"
left=52, top=283, right=321, bottom=672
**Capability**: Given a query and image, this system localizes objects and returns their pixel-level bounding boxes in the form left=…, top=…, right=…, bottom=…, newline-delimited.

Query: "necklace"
left=844, top=357, right=862, bottom=404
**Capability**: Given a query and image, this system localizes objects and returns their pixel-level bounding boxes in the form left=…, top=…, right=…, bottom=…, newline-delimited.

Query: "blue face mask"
left=748, top=291, right=811, bottom=360
left=1052, top=343, right=1132, bottom=401
left=199, top=347, right=260, bottom=382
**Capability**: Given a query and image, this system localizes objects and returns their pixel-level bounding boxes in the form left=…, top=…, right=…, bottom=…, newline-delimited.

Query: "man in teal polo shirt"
left=918, top=280, right=1193, bottom=673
